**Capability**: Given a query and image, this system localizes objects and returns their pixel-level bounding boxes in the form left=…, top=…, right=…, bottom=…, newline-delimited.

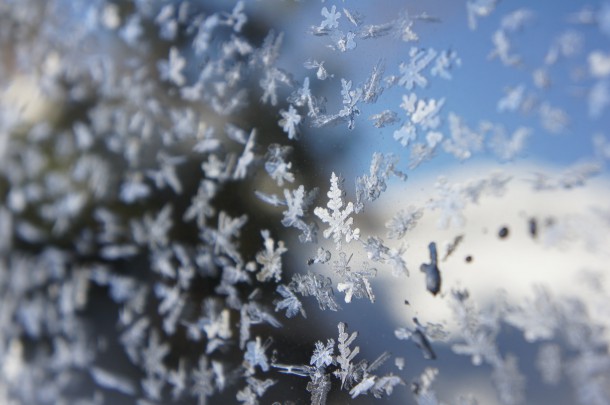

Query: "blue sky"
left=260, top=0, right=610, bottom=184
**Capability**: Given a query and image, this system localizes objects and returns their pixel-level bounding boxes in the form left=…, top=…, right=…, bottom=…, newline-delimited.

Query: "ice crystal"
left=386, top=206, right=423, bottom=239
left=289, top=272, right=340, bottom=312
left=311, top=339, right=335, bottom=369
left=245, top=337, right=271, bottom=373
left=334, top=322, right=360, bottom=389
left=395, top=318, right=437, bottom=360
left=320, top=6, right=341, bottom=30
left=279, top=105, right=302, bottom=140
left=255, top=230, right=287, bottom=282
left=398, top=48, right=438, bottom=90
left=536, top=344, right=562, bottom=385
left=202, top=212, right=248, bottom=264
left=333, top=252, right=376, bottom=303
left=274, top=284, right=306, bottom=318
left=314, top=172, right=360, bottom=248
left=355, top=152, right=407, bottom=213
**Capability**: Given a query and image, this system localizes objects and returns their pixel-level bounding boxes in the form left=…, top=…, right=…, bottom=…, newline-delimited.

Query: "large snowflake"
left=314, top=172, right=360, bottom=249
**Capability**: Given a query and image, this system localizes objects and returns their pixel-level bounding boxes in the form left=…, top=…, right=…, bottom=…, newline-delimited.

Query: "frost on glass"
left=0, top=1, right=610, bottom=405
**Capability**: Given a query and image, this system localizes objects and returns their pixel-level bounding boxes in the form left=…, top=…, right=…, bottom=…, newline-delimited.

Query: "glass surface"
left=0, top=1, right=609, bottom=404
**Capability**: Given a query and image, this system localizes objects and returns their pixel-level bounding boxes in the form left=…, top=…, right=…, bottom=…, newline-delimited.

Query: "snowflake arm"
left=334, top=322, right=360, bottom=389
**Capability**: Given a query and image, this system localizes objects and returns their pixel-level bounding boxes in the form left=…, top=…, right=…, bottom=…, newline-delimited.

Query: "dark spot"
left=442, top=234, right=464, bottom=261
left=410, top=318, right=437, bottom=360
left=528, top=218, right=537, bottom=238
left=420, top=242, right=441, bottom=296
left=306, top=258, right=314, bottom=265
left=404, top=299, right=410, bottom=305
left=498, top=226, right=509, bottom=239
left=465, top=255, right=473, bottom=263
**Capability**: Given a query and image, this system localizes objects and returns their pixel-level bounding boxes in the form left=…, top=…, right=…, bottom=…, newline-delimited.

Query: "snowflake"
left=146, top=153, right=186, bottom=194
left=154, top=283, right=185, bottom=334
left=245, top=337, right=270, bottom=373
left=289, top=77, right=325, bottom=118
left=363, top=236, right=409, bottom=277
left=362, top=60, right=385, bottom=103
left=183, top=179, right=217, bottom=228
left=589, top=80, right=610, bottom=118
left=237, top=377, right=276, bottom=404
left=539, top=102, right=569, bottom=134
left=497, top=84, right=526, bottom=113
left=314, top=172, right=360, bottom=248
left=431, top=49, right=461, bottom=79
left=265, top=144, right=294, bottom=186
left=489, top=29, right=521, bottom=66
left=333, top=252, right=376, bottom=303
left=395, top=318, right=437, bottom=360
left=504, top=286, right=560, bottom=342
left=167, top=360, right=187, bottom=400
left=159, top=46, right=186, bottom=86
left=355, top=152, right=407, bottom=213
left=338, top=78, right=362, bottom=129
left=398, top=47, right=437, bottom=90
left=290, top=272, right=340, bottom=312
left=544, top=30, right=584, bottom=65
left=467, top=0, right=499, bottom=30
left=334, top=322, right=360, bottom=389
left=385, top=206, right=423, bottom=239
left=202, top=211, right=248, bottom=264
left=255, top=230, right=287, bottom=282
left=192, top=356, right=215, bottom=404
left=311, top=339, right=335, bottom=369
left=393, top=122, right=417, bottom=147
left=90, top=367, right=136, bottom=396
left=411, top=97, right=445, bottom=130
left=233, top=129, right=257, bottom=180
left=488, top=125, right=531, bottom=161
left=142, top=330, right=169, bottom=377
left=225, top=1, right=247, bottom=32
left=281, top=185, right=318, bottom=242
left=443, top=113, right=483, bottom=160
left=336, top=264, right=376, bottom=304
left=304, top=59, right=331, bottom=80
left=370, top=110, right=398, bottom=128
left=274, top=284, right=306, bottom=318
left=279, top=104, right=302, bottom=140
left=320, top=6, right=341, bottom=30
left=492, top=355, right=526, bottom=405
